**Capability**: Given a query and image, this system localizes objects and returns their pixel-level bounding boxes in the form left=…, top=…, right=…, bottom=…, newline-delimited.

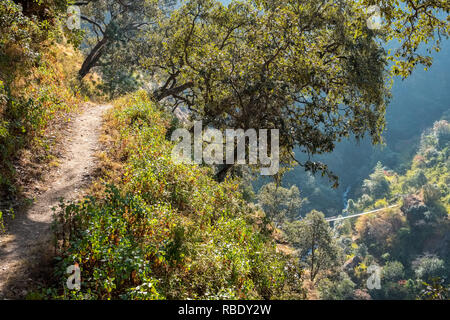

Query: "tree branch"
left=80, top=15, right=105, bottom=34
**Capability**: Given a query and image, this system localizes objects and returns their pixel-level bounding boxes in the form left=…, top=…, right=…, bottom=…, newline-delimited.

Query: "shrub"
left=382, top=261, right=405, bottom=282
left=413, top=255, right=446, bottom=282
left=318, top=273, right=356, bottom=300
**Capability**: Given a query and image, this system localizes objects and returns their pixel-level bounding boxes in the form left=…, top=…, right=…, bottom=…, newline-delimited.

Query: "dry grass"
left=87, top=108, right=126, bottom=198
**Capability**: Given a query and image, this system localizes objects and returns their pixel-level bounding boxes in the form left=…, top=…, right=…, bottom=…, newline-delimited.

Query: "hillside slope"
left=42, top=92, right=304, bottom=300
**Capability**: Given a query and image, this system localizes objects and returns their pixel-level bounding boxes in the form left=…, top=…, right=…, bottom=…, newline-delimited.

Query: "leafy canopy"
left=144, top=0, right=448, bottom=183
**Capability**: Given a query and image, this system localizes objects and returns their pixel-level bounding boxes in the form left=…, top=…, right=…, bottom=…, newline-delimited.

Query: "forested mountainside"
left=254, top=118, right=449, bottom=300
left=1, top=0, right=449, bottom=300
left=331, top=119, right=449, bottom=300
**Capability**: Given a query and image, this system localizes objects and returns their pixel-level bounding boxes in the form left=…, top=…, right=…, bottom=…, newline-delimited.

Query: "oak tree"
left=143, top=0, right=448, bottom=182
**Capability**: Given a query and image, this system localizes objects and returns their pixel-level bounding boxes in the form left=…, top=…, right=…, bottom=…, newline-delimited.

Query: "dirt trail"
left=0, top=104, right=112, bottom=298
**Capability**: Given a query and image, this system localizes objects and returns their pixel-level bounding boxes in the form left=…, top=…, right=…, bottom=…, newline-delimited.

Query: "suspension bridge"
left=325, top=204, right=400, bottom=223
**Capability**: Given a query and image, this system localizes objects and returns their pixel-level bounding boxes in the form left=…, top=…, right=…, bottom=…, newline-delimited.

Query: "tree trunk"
left=216, top=163, right=234, bottom=182
left=78, top=37, right=108, bottom=79
left=153, top=81, right=194, bottom=101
